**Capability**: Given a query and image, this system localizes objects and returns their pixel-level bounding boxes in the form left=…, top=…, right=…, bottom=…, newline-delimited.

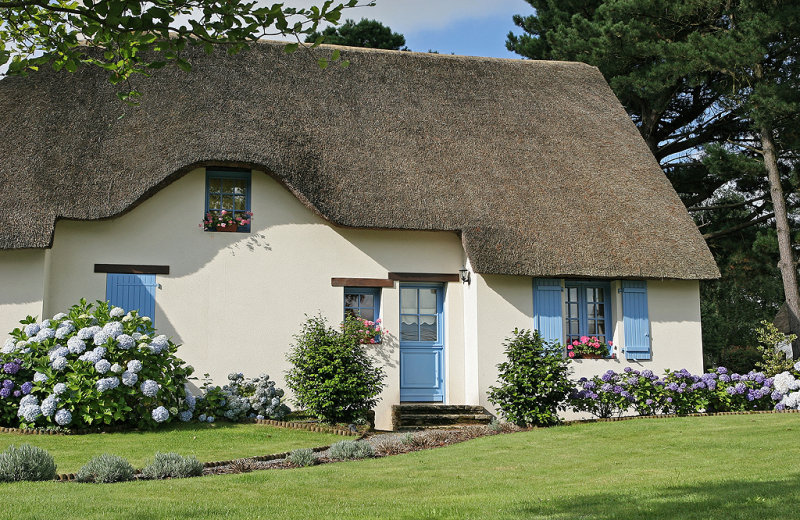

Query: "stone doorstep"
left=391, top=404, right=494, bottom=430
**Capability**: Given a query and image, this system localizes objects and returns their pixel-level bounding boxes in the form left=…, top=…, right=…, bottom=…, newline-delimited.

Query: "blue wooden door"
left=106, top=274, right=157, bottom=323
left=399, top=285, right=444, bottom=402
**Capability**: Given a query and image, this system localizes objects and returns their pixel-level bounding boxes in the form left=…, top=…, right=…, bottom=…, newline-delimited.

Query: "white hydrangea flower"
left=23, top=323, right=41, bottom=338
left=795, top=361, right=800, bottom=372
left=1, top=339, right=14, bottom=354
left=141, top=316, right=151, bottom=323
left=53, top=382, right=67, bottom=395
left=33, top=372, right=48, bottom=383
left=34, top=328, right=56, bottom=342
left=54, top=409, right=72, bottom=426
left=122, top=313, right=133, bottom=323
left=151, top=406, right=169, bottom=423
left=55, top=323, right=74, bottom=339
left=782, top=391, right=800, bottom=409
left=52, top=312, right=68, bottom=321
left=131, top=332, right=142, bottom=341
left=41, top=395, right=59, bottom=416
left=116, top=334, right=135, bottom=350
left=96, top=377, right=120, bottom=392
left=67, top=336, right=86, bottom=355
left=49, top=346, right=69, bottom=360
left=140, top=379, right=159, bottom=397
left=77, top=327, right=95, bottom=340
left=51, top=356, right=68, bottom=371
left=127, top=359, right=143, bottom=373
left=110, top=363, right=123, bottom=374
left=18, top=404, right=41, bottom=422
left=102, top=321, right=124, bottom=338
left=95, top=359, right=111, bottom=374
left=20, top=394, right=38, bottom=407
left=110, top=306, right=125, bottom=318
left=121, top=371, right=139, bottom=387
left=93, top=330, right=111, bottom=346
left=40, top=319, right=52, bottom=328
left=773, top=372, right=796, bottom=395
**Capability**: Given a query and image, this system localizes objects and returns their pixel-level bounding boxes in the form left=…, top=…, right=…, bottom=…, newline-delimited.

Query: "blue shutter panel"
left=622, top=281, right=650, bottom=360
left=106, top=274, right=157, bottom=323
left=533, top=278, right=563, bottom=345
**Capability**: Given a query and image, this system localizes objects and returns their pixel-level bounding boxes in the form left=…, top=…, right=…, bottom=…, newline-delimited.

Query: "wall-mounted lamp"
left=459, top=267, right=471, bottom=285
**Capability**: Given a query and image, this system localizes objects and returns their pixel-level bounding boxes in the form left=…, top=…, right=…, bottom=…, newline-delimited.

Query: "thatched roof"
left=0, top=41, right=719, bottom=280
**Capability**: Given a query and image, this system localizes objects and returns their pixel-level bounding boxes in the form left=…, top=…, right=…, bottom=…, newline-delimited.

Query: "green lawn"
left=0, top=422, right=342, bottom=473
left=3, top=414, right=800, bottom=519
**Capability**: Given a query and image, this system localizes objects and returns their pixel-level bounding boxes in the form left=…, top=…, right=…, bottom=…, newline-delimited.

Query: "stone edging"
left=561, top=408, right=800, bottom=426
left=253, top=418, right=361, bottom=437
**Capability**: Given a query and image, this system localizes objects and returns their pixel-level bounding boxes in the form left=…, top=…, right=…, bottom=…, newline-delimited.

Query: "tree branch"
left=702, top=212, right=775, bottom=240
left=688, top=194, right=769, bottom=212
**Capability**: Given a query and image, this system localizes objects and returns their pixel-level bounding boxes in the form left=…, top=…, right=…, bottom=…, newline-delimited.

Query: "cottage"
left=0, top=42, right=719, bottom=429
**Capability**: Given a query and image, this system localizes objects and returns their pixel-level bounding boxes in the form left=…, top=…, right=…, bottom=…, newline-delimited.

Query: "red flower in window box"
left=567, top=336, right=613, bottom=359
left=202, top=210, right=253, bottom=231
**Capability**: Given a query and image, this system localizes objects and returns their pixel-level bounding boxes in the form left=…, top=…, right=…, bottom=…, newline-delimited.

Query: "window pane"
left=401, top=289, right=417, bottom=314
left=209, top=178, right=221, bottom=192
left=222, top=195, right=234, bottom=210
left=234, top=196, right=246, bottom=211
left=420, top=315, right=438, bottom=341
left=597, top=322, right=605, bottom=335
left=596, top=288, right=605, bottom=302
left=589, top=321, right=597, bottom=335
left=358, top=309, right=374, bottom=322
left=360, top=294, right=374, bottom=307
left=586, top=287, right=594, bottom=301
left=568, top=303, right=578, bottom=319
left=588, top=304, right=597, bottom=319
left=568, top=320, right=579, bottom=335
left=344, top=294, right=359, bottom=308
left=597, top=303, right=604, bottom=318
left=209, top=194, right=221, bottom=210
left=222, top=179, right=235, bottom=192
left=233, top=180, right=246, bottom=195
left=568, top=287, right=578, bottom=301
left=400, top=315, right=419, bottom=341
left=420, top=289, right=437, bottom=314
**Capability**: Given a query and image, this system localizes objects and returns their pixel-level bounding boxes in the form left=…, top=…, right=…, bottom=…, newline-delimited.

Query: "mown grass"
left=2, top=414, right=800, bottom=520
left=0, top=422, right=341, bottom=473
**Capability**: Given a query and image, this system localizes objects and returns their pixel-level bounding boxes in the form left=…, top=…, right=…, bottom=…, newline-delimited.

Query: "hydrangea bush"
left=570, top=364, right=800, bottom=418
left=194, top=372, right=290, bottom=422
left=0, top=299, right=195, bottom=430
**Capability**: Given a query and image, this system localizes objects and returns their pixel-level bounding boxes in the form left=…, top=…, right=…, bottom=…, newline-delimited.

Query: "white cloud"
left=282, top=0, right=528, bottom=35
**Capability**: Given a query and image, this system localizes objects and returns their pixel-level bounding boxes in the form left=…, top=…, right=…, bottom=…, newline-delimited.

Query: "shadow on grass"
left=515, top=475, right=800, bottom=519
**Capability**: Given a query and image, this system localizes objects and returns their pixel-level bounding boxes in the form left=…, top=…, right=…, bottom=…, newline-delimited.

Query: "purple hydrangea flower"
left=667, top=382, right=679, bottom=391
left=717, top=366, right=728, bottom=374
left=719, top=374, right=731, bottom=383
left=0, top=388, right=10, bottom=398
left=623, top=367, right=632, bottom=373
left=20, top=382, right=33, bottom=395
left=772, top=391, right=783, bottom=401
left=734, top=382, right=747, bottom=395
left=2, top=362, right=20, bottom=375
left=2, top=379, right=12, bottom=389
left=601, top=383, right=613, bottom=392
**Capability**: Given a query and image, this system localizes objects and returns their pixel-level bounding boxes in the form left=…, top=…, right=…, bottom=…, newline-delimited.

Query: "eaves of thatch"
left=0, top=41, right=719, bottom=280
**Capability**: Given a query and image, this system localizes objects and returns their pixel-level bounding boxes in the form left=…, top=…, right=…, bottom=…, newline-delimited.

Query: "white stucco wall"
left=40, top=168, right=467, bottom=430
left=0, top=249, right=46, bottom=336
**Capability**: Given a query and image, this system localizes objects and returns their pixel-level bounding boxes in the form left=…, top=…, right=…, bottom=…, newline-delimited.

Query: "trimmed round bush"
left=329, top=440, right=374, bottom=460
left=288, top=448, right=316, bottom=467
left=76, top=454, right=135, bottom=483
left=0, top=444, right=57, bottom=482
left=141, top=452, right=203, bottom=479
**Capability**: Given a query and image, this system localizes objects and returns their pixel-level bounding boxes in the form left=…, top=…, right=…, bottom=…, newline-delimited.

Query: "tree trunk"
left=760, top=126, right=800, bottom=359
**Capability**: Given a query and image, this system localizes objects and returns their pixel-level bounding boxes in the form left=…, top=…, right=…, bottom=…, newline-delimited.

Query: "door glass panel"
left=420, top=289, right=437, bottom=314
left=596, top=288, right=605, bottom=302
left=568, top=303, right=578, bottom=319
left=597, top=304, right=604, bottom=318
left=589, top=321, right=597, bottom=335
left=401, top=289, right=417, bottom=314
left=420, top=315, right=438, bottom=341
left=588, top=304, right=597, bottom=319
left=400, top=315, right=419, bottom=341
left=360, top=294, right=374, bottom=307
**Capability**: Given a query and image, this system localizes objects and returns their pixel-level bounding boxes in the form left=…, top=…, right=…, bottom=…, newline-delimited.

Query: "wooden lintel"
left=387, top=272, right=460, bottom=283
left=331, top=277, right=394, bottom=288
left=94, top=264, right=170, bottom=275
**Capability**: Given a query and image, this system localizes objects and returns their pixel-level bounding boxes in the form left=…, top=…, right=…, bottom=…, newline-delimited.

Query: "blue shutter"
left=106, top=274, right=157, bottom=323
left=533, top=278, right=563, bottom=345
left=621, top=281, right=650, bottom=360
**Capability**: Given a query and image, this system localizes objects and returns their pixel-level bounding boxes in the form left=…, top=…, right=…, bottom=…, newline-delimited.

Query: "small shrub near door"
left=488, top=329, right=573, bottom=427
left=285, top=315, right=385, bottom=424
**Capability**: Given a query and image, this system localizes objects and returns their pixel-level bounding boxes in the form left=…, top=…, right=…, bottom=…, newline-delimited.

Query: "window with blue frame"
left=344, top=288, right=380, bottom=323
left=205, top=169, right=251, bottom=232
left=564, top=281, right=612, bottom=355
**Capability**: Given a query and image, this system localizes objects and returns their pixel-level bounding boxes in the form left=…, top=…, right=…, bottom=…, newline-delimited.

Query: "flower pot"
left=581, top=354, right=602, bottom=359
left=216, top=223, right=238, bottom=232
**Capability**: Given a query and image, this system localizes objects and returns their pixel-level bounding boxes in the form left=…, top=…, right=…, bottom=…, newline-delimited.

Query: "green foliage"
left=76, top=454, right=134, bottom=483
left=754, top=321, right=796, bottom=376
left=141, top=452, right=203, bottom=479
left=0, top=0, right=371, bottom=101
left=487, top=329, right=572, bottom=426
left=328, top=440, right=374, bottom=460
left=285, top=315, right=385, bottom=424
left=0, top=299, right=195, bottom=430
left=0, top=444, right=56, bottom=482
left=288, top=448, right=316, bottom=467
left=305, top=18, right=406, bottom=50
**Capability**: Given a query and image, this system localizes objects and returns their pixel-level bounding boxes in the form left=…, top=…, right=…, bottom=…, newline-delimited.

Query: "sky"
left=283, top=0, right=533, bottom=59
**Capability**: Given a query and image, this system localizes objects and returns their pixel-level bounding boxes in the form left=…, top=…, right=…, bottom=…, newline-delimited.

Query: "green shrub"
left=288, top=448, right=316, bottom=467
left=76, top=454, right=134, bottom=483
left=141, top=452, right=203, bottom=479
left=329, top=440, right=374, bottom=460
left=0, top=444, right=57, bottom=482
left=755, top=320, right=796, bottom=376
left=285, top=315, right=385, bottom=424
left=488, top=329, right=573, bottom=426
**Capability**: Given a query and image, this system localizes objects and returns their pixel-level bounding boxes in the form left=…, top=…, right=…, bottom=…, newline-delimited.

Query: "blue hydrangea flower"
left=23, top=323, right=41, bottom=338
left=96, top=377, right=120, bottom=392
left=35, top=328, right=56, bottom=342
left=198, top=414, right=207, bottom=422
left=140, top=379, right=159, bottom=397
left=52, top=312, right=68, bottom=321
left=55, top=323, right=75, bottom=339
left=95, top=359, right=111, bottom=374
left=1, top=338, right=15, bottom=354
left=179, top=410, right=193, bottom=422
left=110, top=363, right=123, bottom=374
left=184, top=393, right=196, bottom=411
left=49, top=346, right=69, bottom=360
left=121, top=371, right=138, bottom=387
left=18, top=404, right=42, bottom=422
left=207, top=416, right=215, bottom=423
left=20, top=382, right=33, bottom=395
left=41, top=395, right=59, bottom=416
left=54, top=408, right=72, bottom=426
left=271, top=397, right=280, bottom=407
left=256, top=414, right=265, bottom=420
left=116, top=334, right=135, bottom=350
left=33, top=372, right=48, bottom=383
left=53, top=382, right=67, bottom=395
left=102, top=321, right=124, bottom=338
left=77, top=326, right=97, bottom=340
left=51, top=356, right=68, bottom=371
left=110, top=306, right=125, bottom=318
left=151, top=406, right=169, bottom=423
left=19, top=394, right=38, bottom=407
left=93, top=330, right=111, bottom=346
left=127, top=359, right=143, bottom=373
left=67, top=336, right=86, bottom=355
left=2, top=361, right=20, bottom=375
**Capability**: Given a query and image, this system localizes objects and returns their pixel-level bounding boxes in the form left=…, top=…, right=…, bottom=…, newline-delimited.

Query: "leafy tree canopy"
left=0, top=0, right=373, bottom=100
left=305, top=17, right=406, bottom=50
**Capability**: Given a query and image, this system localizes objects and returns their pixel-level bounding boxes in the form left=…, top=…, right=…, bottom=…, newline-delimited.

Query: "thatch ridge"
left=0, top=41, right=719, bottom=280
